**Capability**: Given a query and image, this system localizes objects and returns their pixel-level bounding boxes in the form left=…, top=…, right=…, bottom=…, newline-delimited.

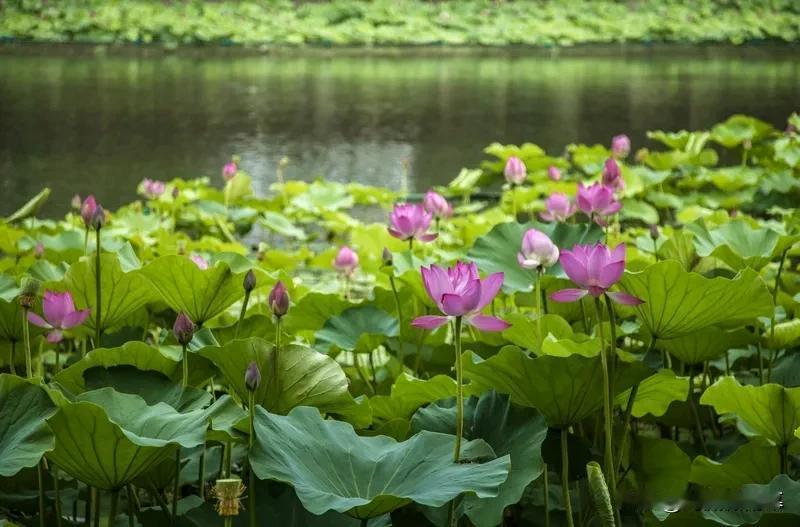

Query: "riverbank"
left=1, top=0, right=799, bottom=48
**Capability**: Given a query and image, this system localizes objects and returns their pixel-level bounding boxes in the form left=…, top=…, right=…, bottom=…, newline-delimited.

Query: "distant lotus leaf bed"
left=1, top=112, right=800, bottom=526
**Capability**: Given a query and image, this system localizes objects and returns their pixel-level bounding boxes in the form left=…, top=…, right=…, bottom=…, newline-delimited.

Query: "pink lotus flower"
left=27, top=291, right=91, bottom=343
left=518, top=229, right=559, bottom=270
left=388, top=203, right=437, bottom=243
left=576, top=182, right=621, bottom=224
left=142, top=178, right=166, bottom=198
left=601, top=158, right=623, bottom=191
left=190, top=254, right=209, bottom=270
left=611, top=134, right=631, bottom=158
left=550, top=243, right=642, bottom=305
left=547, top=165, right=561, bottom=181
left=503, top=156, right=527, bottom=185
left=423, top=190, right=453, bottom=219
left=412, top=262, right=510, bottom=332
left=80, top=195, right=97, bottom=229
left=222, top=161, right=237, bottom=181
left=540, top=193, right=576, bottom=222
left=333, top=246, right=359, bottom=275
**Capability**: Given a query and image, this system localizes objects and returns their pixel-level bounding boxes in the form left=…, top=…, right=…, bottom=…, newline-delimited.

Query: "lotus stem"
left=756, top=337, right=764, bottom=385
left=108, top=490, right=119, bottom=526
left=536, top=269, right=543, bottom=347
left=148, top=484, right=170, bottom=519
left=248, top=390, right=256, bottom=527
left=181, top=344, right=188, bottom=388
left=84, top=486, right=92, bottom=526
left=225, top=439, right=232, bottom=478
left=360, top=519, right=368, bottom=527
left=36, top=460, right=45, bottom=527
left=92, top=486, right=101, bottom=527
left=561, top=429, right=574, bottom=527
left=603, top=294, right=618, bottom=405
left=127, top=485, right=136, bottom=527
left=94, top=228, right=102, bottom=349
left=22, top=307, right=33, bottom=379
left=53, top=464, right=63, bottom=527
left=172, top=448, right=181, bottom=523
left=9, top=340, right=15, bottom=375
left=544, top=463, right=550, bottom=527
left=198, top=448, right=206, bottom=500
left=275, top=317, right=282, bottom=395
left=389, top=274, right=404, bottom=354
left=592, top=298, right=616, bottom=508
left=235, top=289, right=252, bottom=340
left=408, top=238, right=414, bottom=251
left=453, top=316, right=464, bottom=462
left=687, top=373, right=709, bottom=456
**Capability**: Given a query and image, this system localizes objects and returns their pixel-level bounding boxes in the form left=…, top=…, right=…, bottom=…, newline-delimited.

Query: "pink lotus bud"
left=518, top=229, right=559, bottom=270
left=91, top=205, right=105, bottom=231
left=611, top=134, right=631, bottom=158
left=245, top=360, right=261, bottom=392
left=142, top=178, right=166, bottom=198
left=503, top=156, right=527, bottom=185
left=576, top=182, right=621, bottom=224
left=34, top=242, right=45, bottom=259
left=540, top=193, right=576, bottom=223
left=268, top=280, right=290, bottom=318
left=222, top=161, right=237, bottom=181
left=601, top=158, right=623, bottom=191
left=547, top=166, right=561, bottom=181
left=423, top=190, right=452, bottom=219
left=333, top=246, right=359, bottom=275
left=173, top=312, right=195, bottom=346
left=80, top=195, right=97, bottom=229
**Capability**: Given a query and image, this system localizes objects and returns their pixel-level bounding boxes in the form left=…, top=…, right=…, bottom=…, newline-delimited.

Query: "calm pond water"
left=0, top=45, right=798, bottom=216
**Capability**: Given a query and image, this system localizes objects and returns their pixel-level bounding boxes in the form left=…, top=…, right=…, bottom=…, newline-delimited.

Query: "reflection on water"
left=0, top=45, right=798, bottom=215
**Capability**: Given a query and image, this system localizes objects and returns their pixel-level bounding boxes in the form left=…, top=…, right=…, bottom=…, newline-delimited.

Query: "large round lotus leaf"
left=370, top=373, right=457, bottom=424
left=0, top=374, right=56, bottom=477
left=45, top=388, right=211, bottom=490
left=659, top=327, right=754, bottom=365
left=54, top=341, right=213, bottom=393
left=687, top=219, right=799, bottom=271
left=411, top=391, right=547, bottom=527
left=315, top=305, right=399, bottom=354
left=615, top=369, right=688, bottom=418
left=701, top=377, right=800, bottom=447
left=619, top=260, right=773, bottom=340
left=57, top=253, right=158, bottom=335
left=467, top=221, right=603, bottom=293
left=630, top=437, right=690, bottom=502
left=690, top=441, right=780, bottom=491
left=710, top=114, right=775, bottom=148
left=462, top=347, right=651, bottom=428
left=249, top=406, right=510, bottom=519
left=198, top=337, right=370, bottom=428
left=139, top=255, right=244, bottom=325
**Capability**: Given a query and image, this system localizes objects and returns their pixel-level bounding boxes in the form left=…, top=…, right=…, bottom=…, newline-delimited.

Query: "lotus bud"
left=18, top=277, right=41, bottom=309
left=547, top=165, right=561, bottom=181
left=222, top=160, right=237, bottom=181
left=381, top=247, right=393, bottom=267
left=649, top=224, right=659, bottom=240
left=503, top=156, right=526, bottom=185
left=71, top=194, right=82, bottom=210
left=333, top=246, right=359, bottom=275
left=245, top=361, right=261, bottom=392
left=91, top=205, right=105, bottom=231
left=80, top=195, right=97, bottom=228
left=243, top=270, right=256, bottom=294
left=173, top=312, right=195, bottom=346
left=33, top=242, right=44, bottom=259
left=611, top=134, right=631, bottom=158
left=601, top=158, right=623, bottom=191
left=518, top=228, right=560, bottom=270
left=268, top=280, right=289, bottom=318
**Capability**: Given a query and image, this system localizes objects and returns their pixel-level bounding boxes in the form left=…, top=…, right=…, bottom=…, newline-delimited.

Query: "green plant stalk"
left=53, top=464, right=63, bottom=527
left=37, top=460, right=45, bottom=527
left=172, top=448, right=181, bottom=523
left=453, top=316, right=464, bottom=462
left=22, top=307, right=33, bottom=379
left=9, top=340, right=15, bottom=375
left=225, top=439, right=232, bottom=478
left=544, top=462, right=550, bottom=527
left=234, top=290, right=252, bottom=339
left=181, top=344, right=188, bottom=389
left=389, top=274, right=405, bottom=354
left=756, top=337, right=764, bottom=385
left=85, top=486, right=92, bottom=526
left=687, top=373, right=709, bottom=456
left=536, top=269, right=543, bottom=346
left=561, top=429, right=575, bottom=527
left=127, top=485, right=136, bottom=527
left=768, top=249, right=788, bottom=381
left=616, top=337, right=655, bottom=475
left=94, top=228, right=102, bottom=349
left=198, top=448, right=206, bottom=500
left=593, top=298, right=616, bottom=508
left=108, top=490, right=119, bottom=526
left=92, top=487, right=100, bottom=527
left=275, top=317, right=282, bottom=395
left=603, top=295, right=618, bottom=408
left=248, top=390, right=256, bottom=527
left=148, top=484, right=169, bottom=518
left=408, top=238, right=414, bottom=251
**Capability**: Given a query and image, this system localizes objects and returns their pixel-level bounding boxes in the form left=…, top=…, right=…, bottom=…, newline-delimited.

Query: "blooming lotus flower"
left=423, top=190, right=453, bottom=219
left=540, top=193, right=576, bottom=222
left=611, top=134, right=631, bottom=158
left=333, top=246, right=359, bottom=275
left=503, top=156, right=527, bottom=185
left=222, top=161, right=237, bottom=181
left=190, top=254, right=209, bottom=270
left=388, top=203, right=437, bottom=243
left=142, top=178, right=166, bottom=198
left=518, top=229, right=559, bottom=270
left=412, top=262, right=510, bottom=332
left=80, top=195, right=97, bottom=229
left=27, top=291, right=91, bottom=343
left=547, top=165, right=562, bottom=181
left=550, top=243, right=642, bottom=305
left=601, top=158, right=623, bottom=191
left=576, top=182, right=621, bottom=223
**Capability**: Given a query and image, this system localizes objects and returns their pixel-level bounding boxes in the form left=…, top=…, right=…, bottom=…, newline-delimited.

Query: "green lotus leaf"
left=710, top=114, right=774, bottom=148
left=83, top=366, right=212, bottom=411
left=774, top=135, right=800, bottom=168
left=140, top=255, right=244, bottom=325
left=370, top=373, right=457, bottom=424
left=249, top=405, right=510, bottom=519
left=619, top=260, right=772, bottom=339
left=502, top=313, right=573, bottom=353
left=630, top=437, right=690, bottom=501
left=46, top=388, right=210, bottom=490
left=467, top=221, right=603, bottom=293
left=687, top=219, right=798, bottom=271
left=764, top=318, right=800, bottom=349
left=659, top=327, right=754, bottom=365
left=690, top=441, right=780, bottom=490
left=621, top=199, right=659, bottom=225
left=58, top=253, right=157, bottom=336
left=656, top=230, right=696, bottom=270
left=411, top=391, right=547, bottom=527
left=701, top=377, right=800, bottom=447
left=54, top=341, right=213, bottom=393
left=283, top=292, right=351, bottom=335
left=260, top=211, right=307, bottom=240
left=462, top=347, right=650, bottom=427
left=4, top=188, right=51, bottom=224
left=700, top=474, right=800, bottom=526
left=198, top=337, right=370, bottom=427
left=315, top=305, right=399, bottom=354
left=0, top=375, right=56, bottom=477
left=616, top=369, right=689, bottom=418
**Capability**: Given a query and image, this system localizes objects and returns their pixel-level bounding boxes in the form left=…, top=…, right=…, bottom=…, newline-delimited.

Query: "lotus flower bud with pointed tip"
left=333, top=246, right=359, bottom=276
left=576, top=182, right=621, bottom=224
left=503, top=156, right=527, bottom=185
left=245, top=361, right=261, bottom=392
left=71, top=194, right=82, bottom=210
left=173, top=312, right=195, bottom=346
left=80, top=195, right=97, bottom=228
left=518, top=229, right=559, bottom=270
left=611, top=134, right=631, bottom=158
left=649, top=224, right=659, bottom=240
left=423, top=190, right=452, bottom=219
left=547, top=166, right=561, bottom=181
left=91, top=205, right=105, bottom=231
left=222, top=161, right=237, bottom=181
left=601, top=158, right=623, bottom=191
left=268, top=280, right=289, bottom=318
left=382, top=247, right=393, bottom=267
left=34, top=242, right=44, bottom=259
left=243, top=270, right=256, bottom=294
